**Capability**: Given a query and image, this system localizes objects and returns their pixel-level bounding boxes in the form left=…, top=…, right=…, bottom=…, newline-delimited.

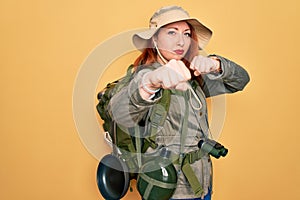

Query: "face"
left=154, top=21, right=192, bottom=63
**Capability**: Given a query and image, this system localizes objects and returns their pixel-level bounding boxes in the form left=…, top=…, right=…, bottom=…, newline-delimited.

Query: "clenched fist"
left=190, top=55, right=220, bottom=76
left=140, top=59, right=191, bottom=99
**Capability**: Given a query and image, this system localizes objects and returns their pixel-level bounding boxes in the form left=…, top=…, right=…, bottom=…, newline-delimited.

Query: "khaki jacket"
left=108, top=55, right=250, bottom=199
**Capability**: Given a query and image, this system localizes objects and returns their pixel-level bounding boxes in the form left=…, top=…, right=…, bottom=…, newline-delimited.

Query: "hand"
left=190, top=55, right=220, bottom=76
left=143, top=59, right=191, bottom=91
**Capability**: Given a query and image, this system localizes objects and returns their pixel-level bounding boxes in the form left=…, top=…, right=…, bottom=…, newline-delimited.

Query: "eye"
left=167, top=30, right=176, bottom=35
left=184, top=32, right=191, bottom=37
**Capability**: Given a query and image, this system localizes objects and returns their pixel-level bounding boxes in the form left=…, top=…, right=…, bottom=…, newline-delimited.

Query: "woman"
left=108, top=5, right=250, bottom=200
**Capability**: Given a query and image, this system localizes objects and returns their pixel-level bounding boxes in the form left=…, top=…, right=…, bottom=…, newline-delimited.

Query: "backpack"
left=96, top=64, right=135, bottom=134
left=96, top=64, right=171, bottom=163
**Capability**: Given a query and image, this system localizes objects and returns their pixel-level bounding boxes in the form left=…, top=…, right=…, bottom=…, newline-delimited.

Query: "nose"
left=177, top=33, right=185, bottom=47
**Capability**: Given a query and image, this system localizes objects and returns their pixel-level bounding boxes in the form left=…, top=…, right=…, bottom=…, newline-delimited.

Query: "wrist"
left=210, top=56, right=222, bottom=73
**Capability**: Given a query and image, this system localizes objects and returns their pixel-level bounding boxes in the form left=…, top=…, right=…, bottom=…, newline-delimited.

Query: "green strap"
left=182, top=158, right=204, bottom=196
left=139, top=173, right=177, bottom=199
left=135, top=125, right=142, bottom=168
left=150, top=89, right=171, bottom=134
left=116, top=125, right=136, bottom=153
left=139, top=173, right=177, bottom=189
left=181, top=150, right=205, bottom=196
left=179, top=91, right=190, bottom=166
left=144, top=89, right=171, bottom=151
left=179, top=89, right=205, bottom=197
left=114, top=64, right=134, bottom=93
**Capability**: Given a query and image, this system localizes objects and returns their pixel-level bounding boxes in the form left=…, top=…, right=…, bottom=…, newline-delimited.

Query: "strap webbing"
left=179, top=88, right=205, bottom=197
left=144, top=89, right=171, bottom=151
left=178, top=91, right=190, bottom=166
left=181, top=150, right=205, bottom=196
left=139, top=173, right=177, bottom=189
left=139, top=173, right=177, bottom=199
left=135, top=125, right=142, bottom=168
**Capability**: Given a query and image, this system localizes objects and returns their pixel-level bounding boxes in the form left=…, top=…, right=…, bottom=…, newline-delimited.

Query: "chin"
left=168, top=55, right=184, bottom=61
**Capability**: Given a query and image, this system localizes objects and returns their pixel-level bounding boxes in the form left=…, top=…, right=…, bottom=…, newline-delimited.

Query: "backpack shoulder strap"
left=142, top=89, right=171, bottom=152
left=112, top=64, right=135, bottom=94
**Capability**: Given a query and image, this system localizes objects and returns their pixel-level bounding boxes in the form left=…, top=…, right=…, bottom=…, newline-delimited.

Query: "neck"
left=156, top=55, right=167, bottom=65
left=155, top=46, right=168, bottom=64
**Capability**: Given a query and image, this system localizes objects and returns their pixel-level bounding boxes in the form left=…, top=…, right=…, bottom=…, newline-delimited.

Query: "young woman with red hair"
left=108, top=5, right=250, bottom=200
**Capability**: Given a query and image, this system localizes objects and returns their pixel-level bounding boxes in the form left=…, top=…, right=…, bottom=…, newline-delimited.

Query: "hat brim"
left=132, top=18, right=212, bottom=51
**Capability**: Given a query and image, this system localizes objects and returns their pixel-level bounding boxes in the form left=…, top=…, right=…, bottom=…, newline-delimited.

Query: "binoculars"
left=198, top=139, right=228, bottom=159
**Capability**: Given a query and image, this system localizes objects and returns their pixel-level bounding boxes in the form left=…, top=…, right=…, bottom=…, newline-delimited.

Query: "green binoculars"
left=198, top=139, right=228, bottom=159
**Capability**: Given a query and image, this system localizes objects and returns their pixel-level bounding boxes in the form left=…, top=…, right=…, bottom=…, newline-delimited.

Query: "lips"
left=174, top=49, right=184, bottom=55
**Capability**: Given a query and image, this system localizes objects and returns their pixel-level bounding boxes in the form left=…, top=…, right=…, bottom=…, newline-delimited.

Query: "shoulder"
left=135, top=62, right=162, bottom=73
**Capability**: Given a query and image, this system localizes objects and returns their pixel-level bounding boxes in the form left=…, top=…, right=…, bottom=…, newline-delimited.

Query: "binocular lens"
left=198, top=139, right=228, bottom=159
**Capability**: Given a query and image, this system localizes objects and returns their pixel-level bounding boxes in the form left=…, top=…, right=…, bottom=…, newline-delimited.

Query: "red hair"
left=133, top=46, right=157, bottom=68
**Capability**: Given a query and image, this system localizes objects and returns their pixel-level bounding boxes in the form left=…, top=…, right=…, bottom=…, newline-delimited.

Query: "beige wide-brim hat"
left=133, top=5, right=213, bottom=51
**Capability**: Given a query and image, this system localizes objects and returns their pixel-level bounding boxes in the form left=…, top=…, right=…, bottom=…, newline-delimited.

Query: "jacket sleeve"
left=201, top=55, right=250, bottom=97
left=107, top=68, right=162, bottom=128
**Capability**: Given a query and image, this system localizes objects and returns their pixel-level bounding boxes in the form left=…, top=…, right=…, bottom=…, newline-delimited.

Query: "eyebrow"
left=167, top=27, right=191, bottom=32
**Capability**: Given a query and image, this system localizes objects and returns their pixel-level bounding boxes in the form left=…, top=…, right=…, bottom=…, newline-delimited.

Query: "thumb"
left=177, top=60, right=191, bottom=80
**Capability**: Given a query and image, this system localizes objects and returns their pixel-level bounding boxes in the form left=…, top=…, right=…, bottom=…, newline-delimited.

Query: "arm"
left=107, top=68, right=161, bottom=127
left=198, top=55, right=250, bottom=97
left=108, top=59, right=192, bottom=127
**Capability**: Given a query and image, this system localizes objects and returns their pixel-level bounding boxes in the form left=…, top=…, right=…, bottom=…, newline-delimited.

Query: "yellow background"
left=1, top=0, right=300, bottom=199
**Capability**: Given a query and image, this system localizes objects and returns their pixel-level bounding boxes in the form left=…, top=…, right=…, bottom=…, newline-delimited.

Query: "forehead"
left=163, top=21, right=190, bottom=30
